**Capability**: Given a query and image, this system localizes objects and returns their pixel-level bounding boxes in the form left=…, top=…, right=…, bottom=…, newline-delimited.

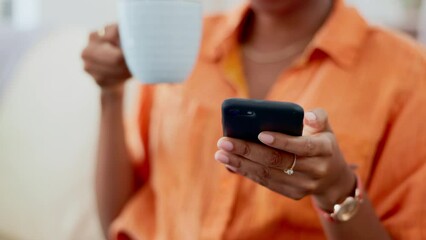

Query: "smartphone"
left=222, top=98, right=304, bottom=143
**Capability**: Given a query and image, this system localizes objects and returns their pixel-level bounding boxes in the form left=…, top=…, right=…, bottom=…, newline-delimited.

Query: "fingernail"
left=226, top=165, right=238, bottom=173
left=214, top=152, right=229, bottom=164
left=218, top=139, right=234, bottom=151
left=258, top=133, right=274, bottom=144
left=305, top=112, right=317, bottom=123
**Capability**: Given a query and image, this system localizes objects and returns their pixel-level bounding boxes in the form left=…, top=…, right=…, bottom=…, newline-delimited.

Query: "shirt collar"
left=201, top=4, right=249, bottom=62
left=202, top=0, right=369, bottom=68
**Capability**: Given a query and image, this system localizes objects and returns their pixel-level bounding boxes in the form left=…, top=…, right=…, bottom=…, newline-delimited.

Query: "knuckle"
left=313, top=164, right=328, bottom=178
left=322, top=135, right=334, bottom=156
left=229, top=156, right=242, bottom=168
left=82, top=46, right=97, bottom=61
left=280, top=138, right=290, bottom=149
left=303, top=137, right=315, bottom=156
left=268, top=151, right=283, bottom=167
left=110, top=53, right=124, bottom=66
left=95, top=77, right=106, bottom=85
left=81, top=48, right=90, bottom=60
left=84, top=67, right=92, bottom=75
left=309, top=158, right=329, bottom=178
left=304, top=181, right=318, bottom=193
left=240, top=142, right=251, bottom=157
left=261, top=166, right=271, bottom=179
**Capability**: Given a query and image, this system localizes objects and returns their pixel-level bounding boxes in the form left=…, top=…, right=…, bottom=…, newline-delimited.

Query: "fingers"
left=91, top=24, right=120, bottom=45
left=89, top=31, right=102, bottom=43
left=214, top=108, right=349, bottom=203
left=82, top=26, right=131, bottom=88
left=82, top=41, right=126, bottom=67
left=258, top=132, right=333, bottom=157
left=215, top=150, right=302, bottom=185
left=303, top=109, right=332, bottom=135
left=217, top=137, right=294, bottom=170
left=102, top=24, right=121, bottom=46
left=254, top=108, right=333, bottom=157
left=84, top=62, right=129, bottom=78
left=84, top=63, right=130, bottom=87
left=214, top=150, right=318, bottom=200
left=82, top=45, right=130, bottom=86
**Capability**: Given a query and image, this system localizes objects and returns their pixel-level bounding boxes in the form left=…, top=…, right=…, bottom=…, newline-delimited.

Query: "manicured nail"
left=226, top=165, right=238, bottom=173
left=218, top=139, right=234, bottom=151
left=258, top=133, right=274, bottom=144
left=305, top=112, right=317, bottom=123
left=214, top=152, right=230, bottom=164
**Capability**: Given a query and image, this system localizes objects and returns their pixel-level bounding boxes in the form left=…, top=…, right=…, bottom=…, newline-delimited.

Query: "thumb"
left=303, top=109, right=332, bottom=135
left=102, top=24, right=121, bottom=46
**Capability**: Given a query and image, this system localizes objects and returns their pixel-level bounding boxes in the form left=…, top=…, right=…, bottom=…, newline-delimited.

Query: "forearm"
left=317, top=189, right=391, bottom=239
left=306, top=157, right=391, bottom=240
left=96, top=87, right=136, bottom=236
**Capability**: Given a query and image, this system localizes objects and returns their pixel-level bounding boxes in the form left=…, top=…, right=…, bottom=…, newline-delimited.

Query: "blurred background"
left=0, top=0, right=425, bottom=239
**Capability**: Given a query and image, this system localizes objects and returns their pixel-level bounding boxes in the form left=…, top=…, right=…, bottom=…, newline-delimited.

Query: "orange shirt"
left=110, top=1, right=426, bottom=239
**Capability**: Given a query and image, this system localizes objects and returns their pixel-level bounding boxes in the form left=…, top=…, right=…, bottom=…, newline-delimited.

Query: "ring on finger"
left=283, top=154, right=297, bottom=176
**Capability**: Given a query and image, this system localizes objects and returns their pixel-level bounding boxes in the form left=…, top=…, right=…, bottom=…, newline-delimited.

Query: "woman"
left=82, top=0, right=426, bottom=239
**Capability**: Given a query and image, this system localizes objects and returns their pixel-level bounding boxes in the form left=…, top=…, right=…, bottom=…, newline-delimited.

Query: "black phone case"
left=222, top=98, right=304, bottom=143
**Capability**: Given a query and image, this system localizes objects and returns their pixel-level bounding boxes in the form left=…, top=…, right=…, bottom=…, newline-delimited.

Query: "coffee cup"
left=117, top=0, right=202, bottom=84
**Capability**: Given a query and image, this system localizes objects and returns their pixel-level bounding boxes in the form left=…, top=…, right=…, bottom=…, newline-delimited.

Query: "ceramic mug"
left=118, top=0, right=202, bottom=84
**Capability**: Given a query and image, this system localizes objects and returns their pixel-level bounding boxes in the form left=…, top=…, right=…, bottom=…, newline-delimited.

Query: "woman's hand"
left=215, top=109, right=356, bottom=211
left=81, top=24, right=131, bottom=92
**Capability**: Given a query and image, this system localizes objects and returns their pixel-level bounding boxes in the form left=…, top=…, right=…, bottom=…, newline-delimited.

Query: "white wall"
left=36, top=0, right=243, bottom=30
left=39, top=0, right=117, bottom=29
left=11, top=0, right=40, bottom=30
left=202, top=0, right=243, bottom=13
left=26, top=0, right=423, bottom=34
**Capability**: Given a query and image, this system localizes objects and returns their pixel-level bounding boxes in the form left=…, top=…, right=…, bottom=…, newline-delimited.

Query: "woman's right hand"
left=82, top=24, right=131, bottom=92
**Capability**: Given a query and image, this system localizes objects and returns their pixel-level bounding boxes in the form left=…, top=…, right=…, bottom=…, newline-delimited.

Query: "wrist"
left=313, top=167, right=357, bottom=212
left=313, top=173, right=363, bottom=223
left=101, top=84, right=125, bottom=101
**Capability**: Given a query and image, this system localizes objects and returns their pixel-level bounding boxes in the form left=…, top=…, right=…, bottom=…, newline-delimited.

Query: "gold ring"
left=97, top=27, right=106, bottom=38
left=284, top=154, right=297, bottom=175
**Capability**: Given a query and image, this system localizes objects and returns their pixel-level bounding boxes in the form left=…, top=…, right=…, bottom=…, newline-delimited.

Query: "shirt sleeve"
left=367, top=71, right=426, bottom=239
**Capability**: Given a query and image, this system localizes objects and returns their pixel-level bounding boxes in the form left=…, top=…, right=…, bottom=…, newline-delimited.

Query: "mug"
left=118, top=0, right=202, bottom=84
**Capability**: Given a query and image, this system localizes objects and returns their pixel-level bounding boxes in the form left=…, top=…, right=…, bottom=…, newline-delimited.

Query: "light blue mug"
left=118, top=0, right=202, bottom=84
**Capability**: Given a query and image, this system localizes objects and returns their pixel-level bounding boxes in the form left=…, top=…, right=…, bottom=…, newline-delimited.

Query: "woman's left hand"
left=215, top=109, right=356, bottom=211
